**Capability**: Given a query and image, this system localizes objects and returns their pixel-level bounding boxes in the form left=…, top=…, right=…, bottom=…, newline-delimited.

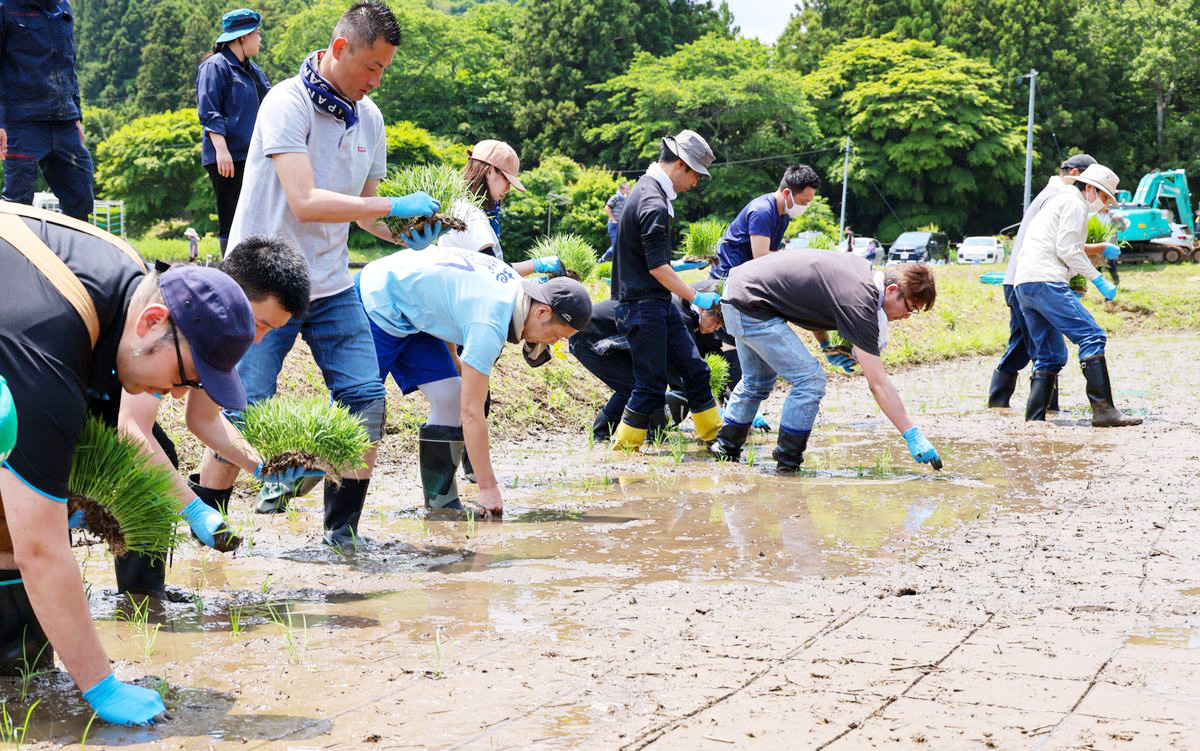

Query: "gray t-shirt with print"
left=723, top=250, right=886, bottom=356
left=228, top=74, right=387, bottom=300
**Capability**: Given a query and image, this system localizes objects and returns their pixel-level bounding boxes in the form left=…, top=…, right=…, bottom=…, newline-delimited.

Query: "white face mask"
left=784, top=193, right=808, bottom=218
left=1086, top=188, right=1105, bottom=213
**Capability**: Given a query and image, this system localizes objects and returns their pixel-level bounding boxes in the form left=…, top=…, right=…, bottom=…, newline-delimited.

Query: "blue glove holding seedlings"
left=387, top=192, right=440, bottom=219
left=1091, top=273, right=1118, bottom=300
left=671, top=260, right=707, bottom=271
left=903, top=426, right=941, bottom=469
left=398, top=221, right=442, bottom=250
left=1103, top=242, right=1121, bottom=260
left=533, top=256, right=564, bottom=274
left=179, top=497, right=240, bottom=552
left=821, top=341, right=857, bottom=373
left=254, top=463, right=324, bottom=488
left=692, top=291, right=721, bottom=310
left=83, top=673, right=166, bottom=726
left=752, top=413, right=772, bottom=431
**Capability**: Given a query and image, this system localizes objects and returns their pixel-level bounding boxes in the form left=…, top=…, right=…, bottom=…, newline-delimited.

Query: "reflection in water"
left=1127, top=627, right=1200, bottom=649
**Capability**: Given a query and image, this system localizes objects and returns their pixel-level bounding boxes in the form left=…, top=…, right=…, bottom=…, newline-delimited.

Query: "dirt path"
left=10, top=334, right=1199, bottom=750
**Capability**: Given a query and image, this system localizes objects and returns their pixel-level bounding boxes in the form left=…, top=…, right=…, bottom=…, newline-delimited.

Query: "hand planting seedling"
left=67, top=418, right=181, bottom=558
left=240, top=395, right=372, bottom=486
left=376, top=163, right=483, bottom=246
left=526, top=233, right=596, bottom=281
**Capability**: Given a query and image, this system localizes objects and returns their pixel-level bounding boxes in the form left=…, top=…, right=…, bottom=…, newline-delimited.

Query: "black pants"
left=205, top=161, right=246, bottom=243
left=615, top=298, right=716, bottom=416
left=570, top=339, right=635, bottom=420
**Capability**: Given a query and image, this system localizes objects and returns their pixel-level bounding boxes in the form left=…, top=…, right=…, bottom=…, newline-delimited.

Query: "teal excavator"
left=1109, top=169, right=1199, bottom=263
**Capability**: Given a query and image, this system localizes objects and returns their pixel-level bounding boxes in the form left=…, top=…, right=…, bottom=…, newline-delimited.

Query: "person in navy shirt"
left=196, top=8, right=271, bottom=252
left=710, top=164, right=821, bottom=279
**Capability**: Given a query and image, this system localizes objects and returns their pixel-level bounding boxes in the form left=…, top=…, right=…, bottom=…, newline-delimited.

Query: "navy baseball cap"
left=522, top=277, right=592, bottom=331
left=160, top=266, right=255, bottom=410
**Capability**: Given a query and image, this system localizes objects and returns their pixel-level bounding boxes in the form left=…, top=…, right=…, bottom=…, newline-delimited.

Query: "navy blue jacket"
left=195, top=47, right=270, bottom=165
left=0, top=0, right=81, bottom=127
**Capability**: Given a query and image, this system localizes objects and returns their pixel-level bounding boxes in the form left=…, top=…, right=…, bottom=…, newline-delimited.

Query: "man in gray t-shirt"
left=713, top=251, right=943, bottom=472
left=198, top=1, right=439, bottom=550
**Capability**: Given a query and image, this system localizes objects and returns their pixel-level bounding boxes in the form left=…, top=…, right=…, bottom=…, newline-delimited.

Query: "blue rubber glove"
left=179, top=497, right=241, bottom=552
left=671, top=260, right=707, bottom=271
left=82, top=674, right=165, bottom=727
left=398, top=221, right=442, bottom=250
left=903, top=426, right=942, bottom=469
left=387, top=192, right=440, bottom=219
left=1091, top=273, right=1117, bottom=300
left=68, top=509, right=85, bottom=529
left=1103, top=243, right=1121, bottom=260
left=752, top=413, right=772, bottom=431
left=821, top=342, right=858, bottom=373
left=254, top=463, right=324, bottom=487
left=533, top=256, right=564, bottom=274
left=693, top=291, right=721, bottom=310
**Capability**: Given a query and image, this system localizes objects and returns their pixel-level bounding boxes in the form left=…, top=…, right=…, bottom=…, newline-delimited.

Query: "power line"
left=863, top=175, right=908, bottom=234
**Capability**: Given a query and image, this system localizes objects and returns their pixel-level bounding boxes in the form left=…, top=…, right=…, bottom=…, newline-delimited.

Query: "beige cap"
left=467, top=140, right=526, bottom=192
left=1063, top=163, right=1119, bottom=202
left=662, top=129, right=715, bottom=177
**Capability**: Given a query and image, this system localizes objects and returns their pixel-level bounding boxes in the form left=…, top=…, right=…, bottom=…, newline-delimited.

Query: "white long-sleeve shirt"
left=1003, top=176, right=1070, bottom=285
left=1012, top=188, right=1098, bottom=285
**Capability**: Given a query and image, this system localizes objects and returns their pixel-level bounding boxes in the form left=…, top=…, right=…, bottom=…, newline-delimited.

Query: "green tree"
left=589, top=33, right=822, bottom=225
left=135, top=0, right=198, bottom=114
left=804, top=37, right=1024, bottom=239
left=501, top=156, right=618, bottom=260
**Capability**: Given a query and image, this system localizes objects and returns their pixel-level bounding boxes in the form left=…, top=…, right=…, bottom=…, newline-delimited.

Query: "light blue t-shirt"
left=358, top=247, right=521, bottom=375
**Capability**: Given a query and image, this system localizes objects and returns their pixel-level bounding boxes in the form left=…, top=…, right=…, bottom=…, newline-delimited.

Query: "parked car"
left=957, top=236, right=1007, bottom=264
left=785, top=230, right=828, bottom=250
left=887, top=231, right=950, bottom=264
left=836, top=236, right=881, bottom=262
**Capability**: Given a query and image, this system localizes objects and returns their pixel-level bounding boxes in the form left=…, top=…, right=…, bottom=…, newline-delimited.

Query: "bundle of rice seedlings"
left=1086, top=215, right=1113, bottom=243
left=240, top=396, right=372, bottom=483
left=376, top=163, right=483, bottom=241
left=680, top=220, right=725, bottom=261
left=528, top=233, right=596, bottom=281
left=706, top=353, right=731, bottom=399
left=68, top=417, right=181, bottom=557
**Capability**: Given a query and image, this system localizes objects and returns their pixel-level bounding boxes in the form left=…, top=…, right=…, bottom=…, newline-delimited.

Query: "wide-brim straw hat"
left=1063, top=163, right=1119, bottom=202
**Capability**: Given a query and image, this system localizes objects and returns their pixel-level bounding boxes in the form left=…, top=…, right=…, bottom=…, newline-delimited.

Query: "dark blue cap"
left=160, top=266, right=255, bottom=410
left=215, top=8, right=261, bottom=45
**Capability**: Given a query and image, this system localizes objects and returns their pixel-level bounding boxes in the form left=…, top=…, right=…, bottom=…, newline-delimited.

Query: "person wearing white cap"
left=1012, top=163, right=1141, bottom=427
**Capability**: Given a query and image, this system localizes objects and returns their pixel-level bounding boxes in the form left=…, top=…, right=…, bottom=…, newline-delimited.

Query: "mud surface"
left=6, top=334, right=1199, bottom=749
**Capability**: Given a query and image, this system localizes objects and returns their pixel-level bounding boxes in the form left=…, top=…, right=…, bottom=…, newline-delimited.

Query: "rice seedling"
left=376, top=163, right=482, bottom=240
left=79, top=712, right=98, bottom=750
left=228, top=606, right=244, bottom=639
left=190, top=590, right=205, bottom=618
left=705, top=353, right=730, bottom=400
left=0, top=699, right=39, bottom=748
left=240, top=395, right=372, bottom=484
left=680, top=219, right=725, bottom=261
left=465, top=509, right=476, bottom=538
left=528, top=233, right=596, bottom=281
left=667, top=430, right=688, bottom=465
left=16, top=639, right=50, bottom=702
left=1087, top=215, right=1114, bottom=243
left=746, top=441, right=757, bottom=467
left=431, top=625, right=452, bottom=679
left=260, top=574, right=272, bottom=594
left=267, top=604, right=307, bottom=665
left=873, top=447, right=894, bottom=477
left=67, top=417, right=181, bottom=557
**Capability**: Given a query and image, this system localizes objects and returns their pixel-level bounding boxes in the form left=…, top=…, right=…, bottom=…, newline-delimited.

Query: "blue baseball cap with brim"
left=215, top=8, right=261, bottom=45
left=160, top=266, right=255, bottom=410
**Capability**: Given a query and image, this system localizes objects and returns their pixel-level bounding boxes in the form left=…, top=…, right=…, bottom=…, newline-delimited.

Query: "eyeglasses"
left=169, top=319, right=203, bottom=390
left=901, top=290, right=919, bottom=316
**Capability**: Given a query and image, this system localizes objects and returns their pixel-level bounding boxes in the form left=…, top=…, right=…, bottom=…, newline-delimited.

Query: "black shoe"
left=665, top=389, right=690, bottom=426
left=987, top=369, right=1018, bottom=408
left=773, top=430, right=809, bottom=473
left=1081, top=356, right=1143, bottom=427
left=709, top=422, right=750, bottom=462
left=323, top=478, right=369, bottom=551
left=1047, top=374, right=1060, bottom=412
left=646, top=407, right=671, bottom=445
left=420, top=424, right=465, bottom=514
left=1025, top=371, right=1056, bottom=421
left=591, top=409, right=619, bottom=443
left=114, top=552, right=167, bottom=600
left=0, top=572, right=53, bottom=677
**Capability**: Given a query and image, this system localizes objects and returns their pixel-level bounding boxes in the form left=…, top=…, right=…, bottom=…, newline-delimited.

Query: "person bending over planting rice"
left=114, top=235, right=311, bottom=598
left=0, top=201, right=255, bottom=726
left=357, top=247, right=592, bottom=517
left=709, top=251, right=943, bottom=472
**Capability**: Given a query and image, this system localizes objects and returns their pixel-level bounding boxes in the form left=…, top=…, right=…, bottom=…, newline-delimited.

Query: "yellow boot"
left=692, top=406, right=722, bottom=442
left=611, top=421, right=647, bottom=451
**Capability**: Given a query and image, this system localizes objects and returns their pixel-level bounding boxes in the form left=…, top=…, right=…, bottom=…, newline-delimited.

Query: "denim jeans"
left=2, top=121, right=94, bottom=220
left=615, top=298, right=715, bottom=416
left=721, top=303, right=825, bottom=433
left=569, top=337, right=634, bottom=420
left=995, top=284, right=1033, bottom=374
left=1014, top=281, right=1106, bottom=372
left=232, top=285, right=386, bottom=429
left=599, top=222, right=618, bottom=263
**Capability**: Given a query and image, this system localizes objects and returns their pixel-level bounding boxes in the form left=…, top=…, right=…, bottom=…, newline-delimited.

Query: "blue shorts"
left=367, top=319, right=458, bottom=394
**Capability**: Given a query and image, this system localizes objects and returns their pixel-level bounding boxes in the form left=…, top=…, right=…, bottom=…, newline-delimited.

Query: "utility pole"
left=838, top=136, right=851, bottom=240
left=1023, top=69, right=1038, bottom=212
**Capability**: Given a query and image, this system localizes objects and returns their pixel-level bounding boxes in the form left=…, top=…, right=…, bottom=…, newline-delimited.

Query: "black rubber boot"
left=420, top=424, right=465, bottom=515
left=323, top=478, right=369, bottom=551
left=0, top=571, right=53, bottom=677
left=710, top=422, right=750, bottom=462
left=665, top=389, right=690, bottom=426
left=1025, top=370, right=1056, bottom=421
left=773, top=430, right=810, bottom=473
left=115, top=553, right=167, bottom=599
left=987, top=369, right=1019, bottom=408
left=1081, top=356, right=1143, bottom=427
left=1047, top=374, right=1060, bottom=413
left=591, top=409, right=619, bottom=444
left=189, top=473, right=232, bottom=515
left=646, top=407, right=670, bottom=445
